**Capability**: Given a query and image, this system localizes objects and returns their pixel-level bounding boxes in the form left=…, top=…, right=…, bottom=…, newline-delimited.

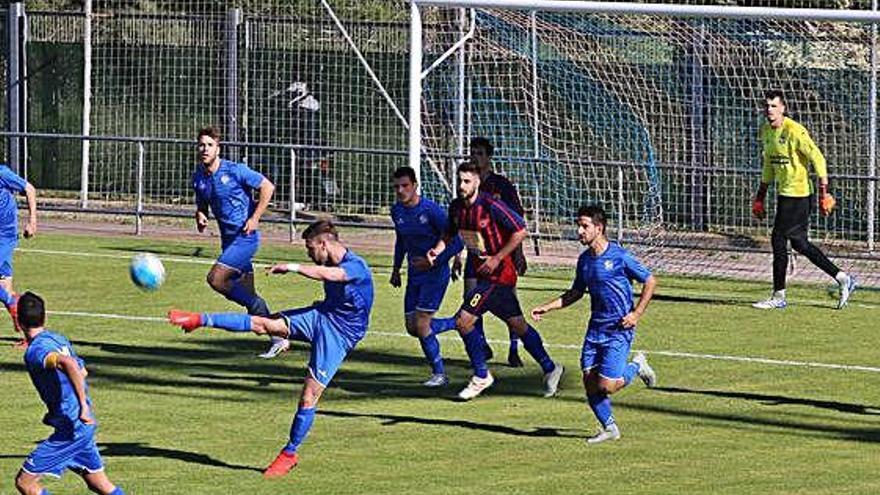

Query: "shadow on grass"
left=97, top=442, right=262, bottom=472
left=320, top=410, right=582, bottom=439
left=653, top=386, right=880, bottom=416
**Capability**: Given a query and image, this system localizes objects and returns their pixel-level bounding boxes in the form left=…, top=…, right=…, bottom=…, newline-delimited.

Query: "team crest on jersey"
left=419, top=214, right=428, bottom=224
left=604, top=260, right=614, bottom=271
left=59, top=346, right=71, bottom=357
left=220, top=175, right=231, bottom=184
left=479, top=219, right=489, bottom=228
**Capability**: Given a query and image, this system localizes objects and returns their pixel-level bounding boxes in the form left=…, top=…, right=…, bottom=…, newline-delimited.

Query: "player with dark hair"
left=192, top=126, right=282, bottom=357
left=531, top=205, right=657, bottom=444
left=15, top=292, right=126, bottom=495
left=428, top=162, right=563, bottom=400
left=0, top=162, right=37, bottom=348
left=390, top=166, right=463, bottom=387
left=443, top=137, right=527, bottom=367
left=751, top=90, right=856, bottom=309
left=168, top=220, right=374, bottom=478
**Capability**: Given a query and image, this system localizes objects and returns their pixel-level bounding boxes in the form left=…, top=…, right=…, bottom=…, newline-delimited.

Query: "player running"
left=191, top=126, right=282, bottom=357
left=0, top=162, right=37, bottom=348
left=428, top=162, right=564, bottom=401
left=531, top=205, right=657, bottom=444
left=15, top=292, right=126, bottom=495
left=168, top=220, right=373, bottom=478
left=389, top=166, right=462, bottom=387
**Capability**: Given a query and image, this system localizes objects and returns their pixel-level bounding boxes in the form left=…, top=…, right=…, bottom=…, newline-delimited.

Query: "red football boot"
left=167, top=310, right=203, bottom=333
left=6, top=293, right=26, bottom=349
left=263, top=450, right=299, bottom=479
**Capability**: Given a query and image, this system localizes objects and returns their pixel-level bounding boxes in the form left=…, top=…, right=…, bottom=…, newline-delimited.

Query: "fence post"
left=82, top=0, right=93, bottom=208
left=225, top=8, right=242, bottom=160
left=289, top=148, right=297, bottom=243
left=6, top=3, right=24, bottom=176
left=869, top=0, right=877, bottom=251
left=617, top=165, right=624, bottom=241
left=530, top=10, right=542, bottom=256
left=689, top=21, right=707, bottom=232
left=409, top=2, right=423, bottom=186
left=135, top=141, right=145, bottom=235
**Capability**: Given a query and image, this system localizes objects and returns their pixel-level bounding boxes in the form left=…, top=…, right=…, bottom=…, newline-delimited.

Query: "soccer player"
left=390, top=167, right=463, bottom=387
left=458, top=137, right=526, bottom=367
left=192, top=126, right=283, bottom=357
left=751, top=90, right=856, bottom=309
left=15, top=292, right=126, bottom=495
left=427, top=162, right=564, bottom=401
left=531, top=205, right=657, bottom=444
left=0, top=162, right=37, bottom=348
left=168, top=220, right=373, bottom=478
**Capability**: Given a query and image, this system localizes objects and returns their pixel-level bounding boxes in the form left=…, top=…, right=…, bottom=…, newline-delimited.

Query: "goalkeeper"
left=751, top=90, right=856, bottom=310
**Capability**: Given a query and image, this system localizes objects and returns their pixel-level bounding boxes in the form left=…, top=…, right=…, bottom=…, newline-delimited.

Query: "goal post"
left=411, top=0, right=880, bottom=286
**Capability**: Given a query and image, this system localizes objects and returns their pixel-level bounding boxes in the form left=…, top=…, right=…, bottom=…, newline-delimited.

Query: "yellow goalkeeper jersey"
left=759, top=116, right=827, bottom=198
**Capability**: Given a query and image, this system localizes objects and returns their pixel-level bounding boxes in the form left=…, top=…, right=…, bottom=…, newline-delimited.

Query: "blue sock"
left=284, top=406, right=317, bottom=454
left=202, top=313, right=252, bottom=332
left=224, top=280, right=257, bottom=309
left=0, top=286, right=12, bottom=307
left=461, top=328, right=489, bottom=379
left=429, top=316, right=457, bottom=335
left=622, top=361, right=640, bottom=387
left=587, top=393, right=615, bottom=428
left=110, top=487, right=126, bottom=495
left=520, top=325, right=555, bottom=374
left=418, top=334, right=445, bottom=375
left=40, top=489, right=51, bottom=495
left=509, top=330, right=519, bottom=351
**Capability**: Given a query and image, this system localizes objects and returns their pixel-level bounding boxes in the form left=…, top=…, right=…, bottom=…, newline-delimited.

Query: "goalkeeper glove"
left=752, top=198, right=765, bottom=219
left=819, top=193, right=836, bottom=216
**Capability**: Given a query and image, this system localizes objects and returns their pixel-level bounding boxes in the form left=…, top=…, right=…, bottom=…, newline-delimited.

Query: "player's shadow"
left=320, top=410, right=582, bottom=438
left=97, top=442, right=262, bottom=473
left=653, top=386, right=880, bottom=416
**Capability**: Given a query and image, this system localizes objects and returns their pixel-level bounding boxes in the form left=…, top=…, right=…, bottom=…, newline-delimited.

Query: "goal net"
left=416, top=1, right=880, bottom=287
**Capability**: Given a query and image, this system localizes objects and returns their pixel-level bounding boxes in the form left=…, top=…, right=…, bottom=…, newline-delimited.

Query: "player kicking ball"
left=15, top=292, right=126, bottom=495
left=168, top=220, right=373, bottom=478
left=531, top=205, right=657, bottom=444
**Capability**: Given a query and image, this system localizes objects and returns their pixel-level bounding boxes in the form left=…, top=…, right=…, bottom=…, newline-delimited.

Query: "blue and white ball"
left=129, top=253, right=166, bottom=291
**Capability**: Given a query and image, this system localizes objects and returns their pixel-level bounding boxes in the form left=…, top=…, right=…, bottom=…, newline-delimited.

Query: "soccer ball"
left=129, top=253, right=165, bottom=291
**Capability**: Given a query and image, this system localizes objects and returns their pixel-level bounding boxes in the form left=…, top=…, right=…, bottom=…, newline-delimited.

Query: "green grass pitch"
left=1, top=232, right=879, bottom=494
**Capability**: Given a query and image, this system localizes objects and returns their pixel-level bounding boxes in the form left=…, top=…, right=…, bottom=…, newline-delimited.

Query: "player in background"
left=428, top=162, right=564, bottom=401
left=441, top=137, right=525, bottom=366
left=751, top=90, right=856, bottom=310
left=14, top=292, right=126, bottom=495
left=192, top=126, right=283, bottom=357
left=168, top=220, right=373, bottom=478
left=531, top=205, right=657, bottom=444
left=390, top=167, right=463, bottom=387
left=0, top=162, right=37, bottom=348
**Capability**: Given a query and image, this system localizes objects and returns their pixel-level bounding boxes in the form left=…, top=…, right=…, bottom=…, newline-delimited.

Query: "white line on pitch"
left=46, top=310, right=880, bottom=374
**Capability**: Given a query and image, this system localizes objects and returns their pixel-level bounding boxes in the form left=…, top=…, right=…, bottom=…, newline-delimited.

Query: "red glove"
left=752, top=198, right=765, bottom=219
left=819, top=193, right=836, bottom=216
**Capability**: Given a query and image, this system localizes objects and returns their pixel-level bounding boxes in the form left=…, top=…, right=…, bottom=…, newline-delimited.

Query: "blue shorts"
left=22, top=423, right=104, bottom=478
left=279, top=307, right=356, bottom=387
left=404, top=275, right=450, bottom=314
left=461, top=280, right=522, bottom=321
left=0, top=236, right=16, bottom=278
left=217, top=231, right=260, bottom=274
left=581, top=329, right=635, bottom=379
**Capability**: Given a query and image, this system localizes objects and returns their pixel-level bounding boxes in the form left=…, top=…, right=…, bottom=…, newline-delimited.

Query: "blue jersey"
left=572, top=242, right=652, bottom=333
left=318, top=250, right=374, bottom=343
left=0, top=165, right=28, bottom=239
left=24, top=331, right=93, bottom=433
left=392, top=197, right=462, bottom=284
left=192, top=159, right=266, bottom=238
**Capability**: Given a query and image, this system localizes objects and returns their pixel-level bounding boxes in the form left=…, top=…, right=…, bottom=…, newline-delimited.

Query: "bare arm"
left=478, top=228, right=527, bottom=276
left=48, top=354, right=94, bottom=424
left=23, top=183, right=37, bottom=237
left=244, top=178, right=275, bottom=234
left=531, top=288, right=584, bottom=321
left=267, top=262, right=348, bottom=282
left=621, top=275, right=657, bottom=328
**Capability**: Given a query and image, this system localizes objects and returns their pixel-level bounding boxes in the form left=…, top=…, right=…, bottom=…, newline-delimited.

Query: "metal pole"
left=135, top=142, right=145, bottom=235
left=409, top=2, right=424, bottom=185
left=289, top=148, right=297, bottom=243
left=530, top=11, right=542, bottom=255
left=869, top=0, right=877, bottom=251
left=455, top=7, right=467, bottom=191
left=617, top=165, right=624, bottom=241
left=225, top=8, right=241, bottom=160
left=6, top=3, right=23, bottom=176
left=82, top=0, right=92, bottom=208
